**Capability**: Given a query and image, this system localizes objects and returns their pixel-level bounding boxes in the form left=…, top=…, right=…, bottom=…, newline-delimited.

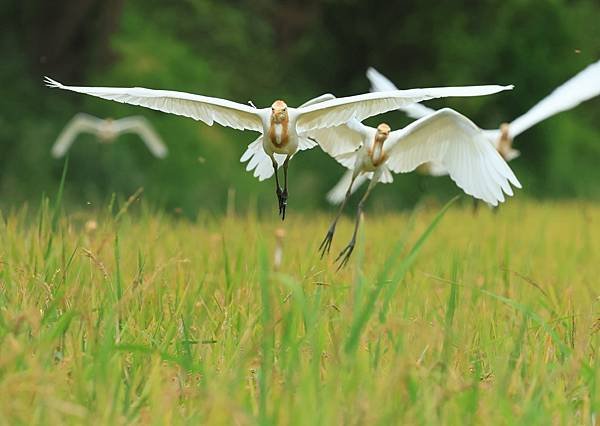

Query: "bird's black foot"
left=318, top=227, right=336, bottom=259
left=278, top=189, right=288, bottom=220
left=335, top=240, right=355, bottom=270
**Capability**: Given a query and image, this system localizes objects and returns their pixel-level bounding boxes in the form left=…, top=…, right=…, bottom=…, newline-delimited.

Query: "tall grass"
left=0, top=193, right=598, bottom=424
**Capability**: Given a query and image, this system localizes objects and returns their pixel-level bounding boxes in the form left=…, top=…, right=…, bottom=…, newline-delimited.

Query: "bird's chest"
left=268, top=123, right=289, bottom=147
left=367, top=145, right=387, bottom=168
left=356, top=148, right=378, bottom=172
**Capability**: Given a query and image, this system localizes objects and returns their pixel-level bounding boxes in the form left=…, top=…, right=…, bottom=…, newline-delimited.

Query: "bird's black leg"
left=272, top=157, right=284, bottom=216
left=280, top=156, right=290, bottom=220
left=336, top=178, right=377, bottom=270
left=319, top=174, right=357, bottom=258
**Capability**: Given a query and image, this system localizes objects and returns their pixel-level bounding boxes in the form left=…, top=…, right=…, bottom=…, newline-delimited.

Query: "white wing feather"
left=306, top=118, right=366, bottom=159
left=508, top=59, right=600, bottom=137
left=239, top=137, right=287, bottom=181
left=299, top=93, right=336, bottom=108
left=113, top=116, right=168, bottom=158
left=44, top=77, right=264, bottom=132
left=295, top=85, right=513, bottom=133
left=51, top=113, right=105, bottom=158
left=384, top=108, right=521, bottom=206
left=366, top=67, right=437, bottom=120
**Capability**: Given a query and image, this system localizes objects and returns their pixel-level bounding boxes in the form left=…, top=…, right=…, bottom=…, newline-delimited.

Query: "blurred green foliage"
left=1, top=0, right=599, bottom=216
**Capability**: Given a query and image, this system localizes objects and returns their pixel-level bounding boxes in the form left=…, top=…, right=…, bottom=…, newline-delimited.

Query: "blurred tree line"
left=1, top=0, right=599, bottom=216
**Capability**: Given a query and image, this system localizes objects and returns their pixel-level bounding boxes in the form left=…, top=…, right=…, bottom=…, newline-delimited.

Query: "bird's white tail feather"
left=378, top=166, right=394, bottom=184
left=326, top=171, right=369, bottom=205
left=427, top=162, right=449, bottom=176
left=240, top=137, right=285, bottom=181
left=327, top=165, right=394, bottom=205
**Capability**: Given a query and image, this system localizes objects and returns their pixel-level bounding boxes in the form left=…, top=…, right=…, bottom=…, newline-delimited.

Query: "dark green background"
left=1, top=0, right=599, bottom=216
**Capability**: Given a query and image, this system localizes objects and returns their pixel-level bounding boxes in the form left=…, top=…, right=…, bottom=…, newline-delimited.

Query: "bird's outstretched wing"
left=295, top=84, right=512, bottom=134
left=51, top=113, right=105, bottom=158
left=113, top=116, right=168, bottom=158
left=297, top=94, right=338, bottom=151
left=384, top=108, right=521, bottom=206
left=45, top=77, right=264, bottom=132
left=306, top=117, right=367, bottom=160
left=298, top=93, right=336, bottom=108
left=366, top=67, right=436, bottom=120
left=508, top=59, right=600, bottom=138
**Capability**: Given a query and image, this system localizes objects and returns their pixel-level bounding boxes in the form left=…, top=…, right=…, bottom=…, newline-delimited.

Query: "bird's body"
left=318, top=109, right=521, bottom=267
left=46, top=76, right=513, bottom=219
left=346, top=131, right=388, bottom=175
left=95, top=119, right=118, bottom=142
left=51, top=113, right=168, bottom=158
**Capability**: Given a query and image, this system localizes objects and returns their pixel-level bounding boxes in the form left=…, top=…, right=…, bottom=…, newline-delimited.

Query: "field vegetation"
left=1, top=183, right=598, bottom=424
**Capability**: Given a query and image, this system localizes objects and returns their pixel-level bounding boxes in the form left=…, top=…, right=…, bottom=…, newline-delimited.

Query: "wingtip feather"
left=44, top=76, right=63, bottom=88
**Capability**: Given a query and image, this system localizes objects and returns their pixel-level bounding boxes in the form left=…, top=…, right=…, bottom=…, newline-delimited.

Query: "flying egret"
left=51, top=113, right=168, bottom=158
left=315, top=110, right=521, bottom=268
left=366, top=60, right=600, bottom=175
left=45, top=76, right=512, bottom=220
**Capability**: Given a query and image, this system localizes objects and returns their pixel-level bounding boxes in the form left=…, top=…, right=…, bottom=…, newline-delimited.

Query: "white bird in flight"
left=366, top=60, right=600, bottom=176
left=51, top=113, right=168, bottom=158
left=316, top=109, right=521, bottom=267
left=45, top=76, right=512, bottom=220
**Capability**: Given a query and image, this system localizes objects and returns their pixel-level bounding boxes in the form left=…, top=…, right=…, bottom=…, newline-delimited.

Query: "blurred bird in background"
left=51, top=113, right=168, bottom=158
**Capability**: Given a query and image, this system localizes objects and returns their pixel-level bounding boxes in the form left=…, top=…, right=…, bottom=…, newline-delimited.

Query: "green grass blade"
left=345, top=196, right=459, bottom=355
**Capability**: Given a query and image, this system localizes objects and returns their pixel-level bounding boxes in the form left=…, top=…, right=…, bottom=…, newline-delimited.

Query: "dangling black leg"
left=272, top=157, right=284, bottom=216
left=336, top=177, right=378, bottom=270
left=319, top=173, right=357, bottom=258
left=280, top=156, right=290, bottom=220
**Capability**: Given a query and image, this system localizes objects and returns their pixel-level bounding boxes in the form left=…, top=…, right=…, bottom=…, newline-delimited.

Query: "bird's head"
left=375, top=123, right=391, bottom=141
left=271, top=100, right=289, bottom=124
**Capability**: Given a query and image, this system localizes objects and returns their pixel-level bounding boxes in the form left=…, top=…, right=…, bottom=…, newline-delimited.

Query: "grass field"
left=0, top=191, right=598, bottom=424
